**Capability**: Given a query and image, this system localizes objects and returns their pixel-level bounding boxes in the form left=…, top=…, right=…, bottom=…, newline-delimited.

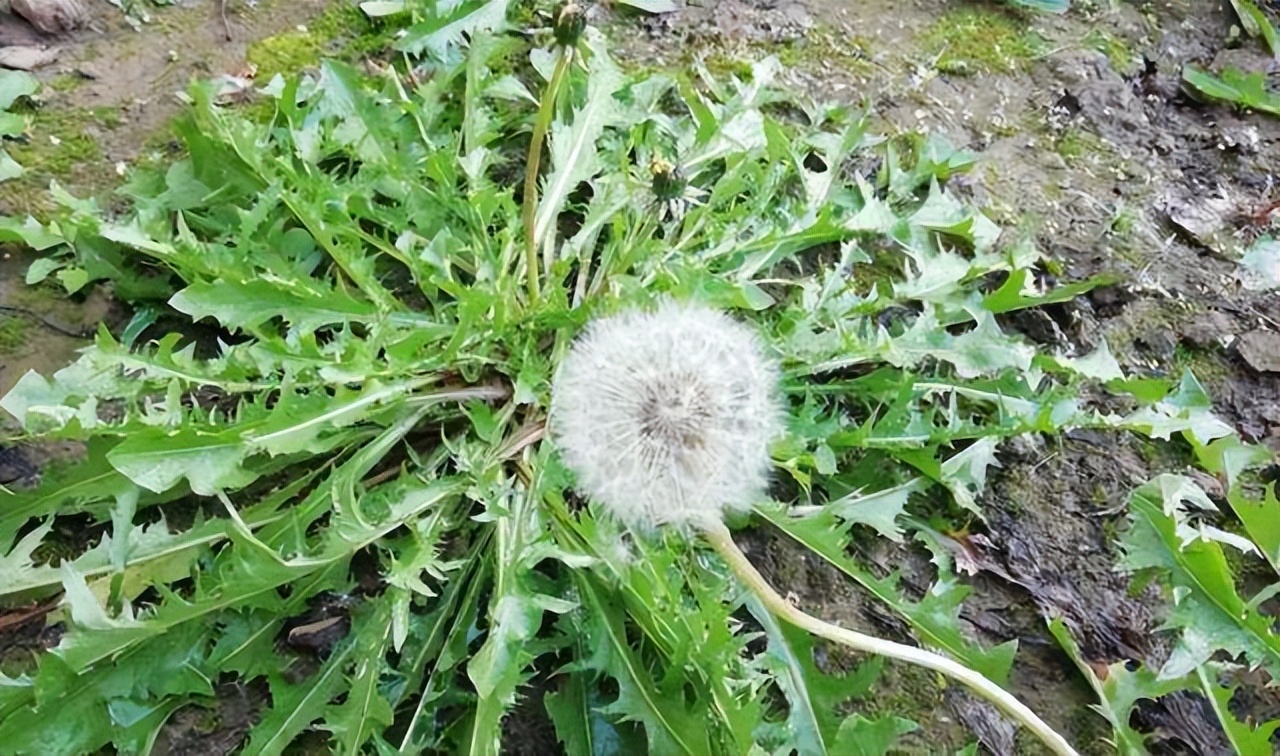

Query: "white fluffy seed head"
left=549, top=301, right=783, bottom=532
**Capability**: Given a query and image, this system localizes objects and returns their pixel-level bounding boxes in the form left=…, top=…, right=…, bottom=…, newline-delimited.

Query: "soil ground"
left=0, top=0, right=1278, bottom=754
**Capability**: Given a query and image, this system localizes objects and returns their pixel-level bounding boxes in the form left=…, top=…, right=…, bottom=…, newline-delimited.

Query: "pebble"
left=1236, top=329, right=1280, bottom=373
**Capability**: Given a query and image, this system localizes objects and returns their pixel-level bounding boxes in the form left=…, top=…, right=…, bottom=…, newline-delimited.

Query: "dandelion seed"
left=549, top=301, right=782, bottom=531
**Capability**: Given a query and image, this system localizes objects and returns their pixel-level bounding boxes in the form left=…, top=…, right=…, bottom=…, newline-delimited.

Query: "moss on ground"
left=0, top=100, right=128, bottom=216
left=0, top=314, right=29, bottom=353
left=917, top=8, right=1045, bottom=75
left=691, top=22, right=875, bottom=81
left=247, top=1, right=384, bottom=80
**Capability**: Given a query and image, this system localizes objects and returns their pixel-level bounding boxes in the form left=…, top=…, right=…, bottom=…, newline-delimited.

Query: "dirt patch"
left=0, top=0, right=338, bottom=219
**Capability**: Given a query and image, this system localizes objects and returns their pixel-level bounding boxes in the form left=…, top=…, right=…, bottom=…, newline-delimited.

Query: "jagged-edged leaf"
left=1119, top=479, right=1280, bottom=677
left=398, top=0, right=511, bottom=59
left=576, top=572, right=713, bottom=756
left=324, top=602, right=395, bottom=755
left=830, top=714, right=919, bottom=756
left=757, top=503, right=1017, bottom=685
left=745, top=593, right=882, bottom=756
left=887, top=311, right=1034, bottom=379
left=467, top=477, right=579, bottom=755
left=245, top=649, right=356, bottom=756
left=1196, top=664, right=1280, bottom=755
left=533, top=49, right=624, bottom=250
left=1048, top=617, right=1188, bottom=756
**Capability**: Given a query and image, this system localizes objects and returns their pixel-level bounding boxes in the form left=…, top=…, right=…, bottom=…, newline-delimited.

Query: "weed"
left=0, top=2, right=1277, bottom=756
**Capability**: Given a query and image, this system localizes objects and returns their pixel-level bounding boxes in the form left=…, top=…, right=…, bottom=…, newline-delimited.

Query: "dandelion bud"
left=649, top=157, right=686, bottom=202
left=550, top=302, right=782, bottom=531
left=552, top=1, right=585, bottom=47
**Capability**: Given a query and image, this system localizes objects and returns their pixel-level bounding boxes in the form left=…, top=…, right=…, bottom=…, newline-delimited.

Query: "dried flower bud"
left=550, top=301, right=782, bottom=531
left=649, top=157, right=686, bottom=202
left=553, top=1, right=586, bottom=47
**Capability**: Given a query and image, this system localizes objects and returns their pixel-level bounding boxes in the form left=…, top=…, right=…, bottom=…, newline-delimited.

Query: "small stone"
left=11, top=0, right=88, bottom=35
left=1237, top=329, right=1280, bottom=373
left=1180, top=310, right=1238, bottom=349
left=1136, top=328, right=1177, bottom=361
left=0, top=45, right=59, bottom=70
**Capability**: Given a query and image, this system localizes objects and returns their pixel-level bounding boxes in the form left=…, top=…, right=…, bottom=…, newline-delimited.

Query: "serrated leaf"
left=745, top=592, right=883, bottom=756
left=397, top=0, right=510, bottom=59
left=533, top=50, right=624, bottom=251
left=1055, top=340, right=1125, bottom=382
left=888, top=310, right=1034, bottom=380
left=1196, top=664, right=1280, bottom=755
left=246, top=650, right=356, bottom=756
left=1120, top=479, right=1280, bottom=678
left=830, top=713, right=919, bottom=756
left=1049, top=617, right=1188, bottom=756
left=324, top=602, right=395, bottom=755
left=576, top=572, right=712, bottom=756
left=757, top=503, right=1017, bottom=685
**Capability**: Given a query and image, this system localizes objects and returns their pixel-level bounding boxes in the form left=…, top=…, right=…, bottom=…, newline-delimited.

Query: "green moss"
left=770, top=28, right=875, bottom=75
left=0, top=101, right=115, bottom=216
left=47, top=75, right=84, bottom=93
left=690, top=22, right=874, bottom=81
left=1083, top=29, right=1136, bottom=74
left=0, top=314, right=30, bottom=353
left=1173, top=343, right=1230, bottom=384
left=247, top=2, right=381, bottom=80
left=918, top=8, right=1044, bottom=75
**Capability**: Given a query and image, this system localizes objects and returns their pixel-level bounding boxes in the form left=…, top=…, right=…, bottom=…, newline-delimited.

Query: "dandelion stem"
left=522, top=45, right=573, bottom=304
left=701, top=520, right=1081, bottom=756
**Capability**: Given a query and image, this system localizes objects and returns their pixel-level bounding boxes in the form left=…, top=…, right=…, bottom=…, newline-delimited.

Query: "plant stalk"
left=701, top=520, right=1081, bottom=756
left=522, top=45, right=574, bottom=303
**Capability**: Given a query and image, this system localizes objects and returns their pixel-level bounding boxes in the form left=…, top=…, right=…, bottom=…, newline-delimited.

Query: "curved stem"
left=521, top=45, right=573, bottom=304
left=701, top=520, right=1080, bottom=756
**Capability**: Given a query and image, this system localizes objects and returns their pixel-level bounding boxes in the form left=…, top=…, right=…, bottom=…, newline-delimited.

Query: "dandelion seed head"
left=550, top=301, right=782, bottom=532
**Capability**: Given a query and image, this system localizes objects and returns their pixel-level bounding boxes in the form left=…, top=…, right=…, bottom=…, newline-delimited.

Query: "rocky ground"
left=0, top=0, right=1277, bottom=753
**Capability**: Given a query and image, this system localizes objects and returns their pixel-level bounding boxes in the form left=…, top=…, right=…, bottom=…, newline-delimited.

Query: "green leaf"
left=245, top=649, right=356, bottom=756
left=1120, top=477, right=1280, bottom=677
left=616, top=0, right=677, bottom=12
left=0, top=70, right=38, bottom=110
left=533, top=50, right=623, bottom=252
left=324, top=602, right=395, bottom=755
left=757, top=503, right=1017, bottom=685
left=576, top=572, right=713, bottom=756
left=1196, top=664, right=1280, bottom=755
left=0, top=150, right=23, bottom=182
left=1049, top=617, right=1186, bottom=756
left=1183, top=65, right=1280, bottom=116
left=1228, top=0, right=1279, bottom=56
left=745, top=592, right=883, bottom=756
left=830, top=714, right=919, bottom=756
left=360, top=0, right=406, bottom=16
left=397, top=0, right=511, bottom=59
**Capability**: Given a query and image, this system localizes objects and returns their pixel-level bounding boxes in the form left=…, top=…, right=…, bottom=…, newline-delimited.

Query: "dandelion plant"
left=2, top=1, right=1278, bottom=755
